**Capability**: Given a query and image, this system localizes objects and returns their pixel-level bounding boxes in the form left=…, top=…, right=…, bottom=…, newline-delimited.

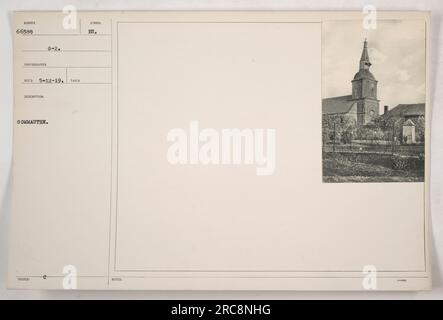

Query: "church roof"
left=355, top=39, right=375, bottom=80
left=385, top=103, right=425, bottom=117
left=360, top=39, right=370, bottom=62
left=353, top=69, right=376, bottom=80
left=322, top=95, right=356, bottom=115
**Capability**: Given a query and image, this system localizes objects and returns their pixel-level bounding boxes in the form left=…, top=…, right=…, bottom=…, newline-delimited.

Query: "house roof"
left=322, top=95, right=356, bottom=115
left=385, top=103, right=425, bottom=117
left=403, top=119, right=416, bottom=126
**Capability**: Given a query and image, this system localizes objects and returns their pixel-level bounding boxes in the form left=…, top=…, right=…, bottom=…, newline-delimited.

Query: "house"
left=381, top=103, right=425, bottom=125
left=380, top=103, right=425, bottom=144
left=402, top=119, right=416, bottom=144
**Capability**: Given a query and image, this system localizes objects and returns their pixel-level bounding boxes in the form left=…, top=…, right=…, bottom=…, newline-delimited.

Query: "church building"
left=322, top=39, right=380, bottom=127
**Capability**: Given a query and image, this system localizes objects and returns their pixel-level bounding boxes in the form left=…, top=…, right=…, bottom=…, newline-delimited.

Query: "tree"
left=322, top=114, right=357, bottom=145
left=415, top=116, right=425, bottom=143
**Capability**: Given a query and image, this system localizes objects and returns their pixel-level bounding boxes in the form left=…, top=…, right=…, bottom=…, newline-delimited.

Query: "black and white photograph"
left=1, top=2, right=442, bottom=302
left=322, top=20, right=426, bottom=183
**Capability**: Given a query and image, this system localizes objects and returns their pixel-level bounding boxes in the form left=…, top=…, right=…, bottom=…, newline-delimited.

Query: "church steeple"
left=359, top=38, right=372, bottom=70
left=351, top=39, right=379, bottom=126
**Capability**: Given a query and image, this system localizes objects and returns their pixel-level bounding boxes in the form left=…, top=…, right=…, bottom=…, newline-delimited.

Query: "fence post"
left=391, top=122, right=395, bottom=155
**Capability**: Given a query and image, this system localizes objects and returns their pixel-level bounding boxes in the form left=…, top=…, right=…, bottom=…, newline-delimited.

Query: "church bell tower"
left=351, top=39, right=380, bottom=126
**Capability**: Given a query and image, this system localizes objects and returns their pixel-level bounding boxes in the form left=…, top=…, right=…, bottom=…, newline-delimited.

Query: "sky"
left=322, top=20, right=426, bottom=113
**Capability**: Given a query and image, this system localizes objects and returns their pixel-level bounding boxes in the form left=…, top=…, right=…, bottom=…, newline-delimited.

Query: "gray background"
left=1, top=0, right=442, bottom=299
